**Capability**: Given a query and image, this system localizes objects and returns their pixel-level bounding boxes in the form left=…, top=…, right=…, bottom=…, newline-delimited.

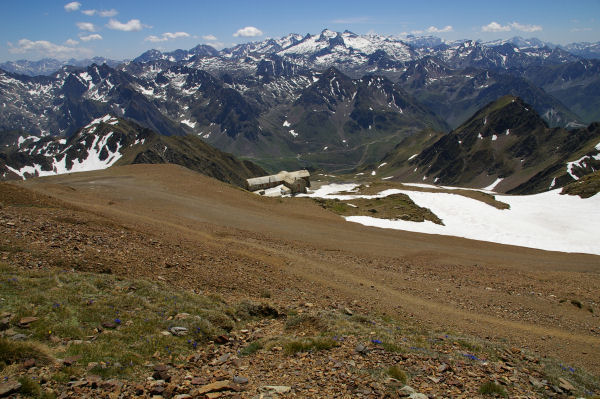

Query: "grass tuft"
left=479, top=381, right=508, bottom=397
left=240, top=341, right=263, bottom=356
left=0, top=338, right=51, bottom=370
left=386, top=365, right=408, bottom=384
left=283, top=337, right=338, bottom=355
left=17, top=376, right=56, bottom=398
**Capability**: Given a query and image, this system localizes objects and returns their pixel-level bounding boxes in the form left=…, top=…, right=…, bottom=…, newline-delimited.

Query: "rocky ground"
left=1, top=165, right=599, bottom=397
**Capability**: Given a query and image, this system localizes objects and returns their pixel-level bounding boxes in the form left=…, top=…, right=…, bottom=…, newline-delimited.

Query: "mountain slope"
left=0, top=115, right=265, bottom=187
left=520, top=59, right=600, bottom=124
left=249, top=68, right=448, bottom=171
left=398, top=60, right=582, bottom=128
left=376, top=96, right=600, bottom=193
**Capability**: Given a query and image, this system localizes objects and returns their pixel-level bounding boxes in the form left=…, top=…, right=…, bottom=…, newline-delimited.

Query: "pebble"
left=558, top=377, right=575, bottom=392
left=169, top=326, right=188, bottom=336
left=195, top=380, right=238, bottom=395
left=233, top=376, right=249, bottom=385
left=261, top=385, right=291, bottom=393
left=0, top=380, right=22, bottom=397
left=18, top=316, right=38, bottom=327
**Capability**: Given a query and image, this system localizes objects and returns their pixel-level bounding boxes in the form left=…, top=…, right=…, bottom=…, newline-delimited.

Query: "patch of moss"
left=561, top=171, right=600, bottom=198
left=314, top=194, right=443, bottom=225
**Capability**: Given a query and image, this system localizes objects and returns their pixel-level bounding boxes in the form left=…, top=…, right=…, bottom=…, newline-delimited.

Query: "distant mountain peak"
left=456, top=95, right=548, bottom=136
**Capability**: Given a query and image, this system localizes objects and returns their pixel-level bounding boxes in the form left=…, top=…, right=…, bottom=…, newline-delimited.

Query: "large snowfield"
left=304, top=183, right=600, bottom=255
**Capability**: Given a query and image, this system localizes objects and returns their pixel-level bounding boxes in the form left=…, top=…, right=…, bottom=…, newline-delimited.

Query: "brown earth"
left=5, top=164, right=600, bottom=385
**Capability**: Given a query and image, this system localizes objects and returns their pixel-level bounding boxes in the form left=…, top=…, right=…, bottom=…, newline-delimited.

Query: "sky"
left=1, top=0, right=599, bottom=62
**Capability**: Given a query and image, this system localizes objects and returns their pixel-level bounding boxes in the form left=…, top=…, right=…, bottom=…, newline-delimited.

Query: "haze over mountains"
left=1, top=29, right=599, bottom=192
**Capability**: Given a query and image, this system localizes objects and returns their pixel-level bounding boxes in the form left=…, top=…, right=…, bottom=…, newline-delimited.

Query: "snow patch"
left=345, top=189, right=600, bottom=255
left=181, top=119, right=197, bottom=128
left=8, top=132, right=122, bottom=179
left=482, top=177, right=503, bottom=191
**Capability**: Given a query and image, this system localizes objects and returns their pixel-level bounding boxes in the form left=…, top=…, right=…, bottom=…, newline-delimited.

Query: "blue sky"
left=1, top=0, right=599, bottom=61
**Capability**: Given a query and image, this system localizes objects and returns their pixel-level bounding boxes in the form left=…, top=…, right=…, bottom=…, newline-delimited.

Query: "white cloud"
left=106, top=18, right=148, bottom=32
left=64, top=1, right=81, bottom=12
left=76, top=22, right=96, bottom=32
left=409, top=26, right=453, bottom=35
left=81, top=8, right=117, bottom=17
left=163, top=32, right=190, bottom=40
left=8, top=38, right=90, bottom=58
left=144, top=31, right=190, bottom=42
left=99, top=9, right=118, bottom=17
left=482, top=21, right=542, bottom=33
left=80, top=34, right=103, bottom=42
left=206, top=41, right=225, bottom=49
left=65, top=38, right=79, bottom=46
left=482, top=22, right=511, bottom=32
left=233, top=26, right=263, bottom=37
left=510, top=22, right=542, bottom=33
left=202, top=34, right=217, bottom=41
left=426, top=25, right=453, bottom=33
left=144, top=35, right=162, bottom=43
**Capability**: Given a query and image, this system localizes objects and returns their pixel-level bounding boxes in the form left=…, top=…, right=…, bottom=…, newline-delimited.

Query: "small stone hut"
left=246, top=170, right=310, bottom=194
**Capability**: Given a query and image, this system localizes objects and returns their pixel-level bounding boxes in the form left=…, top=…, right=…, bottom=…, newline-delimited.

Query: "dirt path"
left=22, top=164, right=600, bottom=375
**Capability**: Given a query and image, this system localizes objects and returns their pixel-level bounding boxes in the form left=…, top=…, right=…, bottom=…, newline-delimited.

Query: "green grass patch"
left=542, top=358, right=600, bottom=396
left=285, top=314, right=328, bottom=332
left=283, top=337, right=338, bottom=355
left=479, top=381, right=508, bottom=397
left=456, top=338, right=482, bottom=353
left=313, top=194, right=444, bottom=224
left=0, top=263, right=267, bottom=378
left=240, top=341, right=263, bottom=357
left=0, top=338, right=51, bottom=370
left=386, top=365, right=408, bottom=384
left=381, top=341, right=405, bottom=353
left=18, top=376, right=55, bottom=398
left=561, top=171, right=600, bottom=198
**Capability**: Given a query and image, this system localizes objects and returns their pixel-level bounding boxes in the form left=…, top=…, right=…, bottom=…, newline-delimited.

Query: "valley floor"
left=2, top=164, right=599, bottom=397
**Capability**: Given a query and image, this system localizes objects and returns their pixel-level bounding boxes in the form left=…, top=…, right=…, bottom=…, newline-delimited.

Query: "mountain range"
left=1, top=29, right=599, bottom=192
